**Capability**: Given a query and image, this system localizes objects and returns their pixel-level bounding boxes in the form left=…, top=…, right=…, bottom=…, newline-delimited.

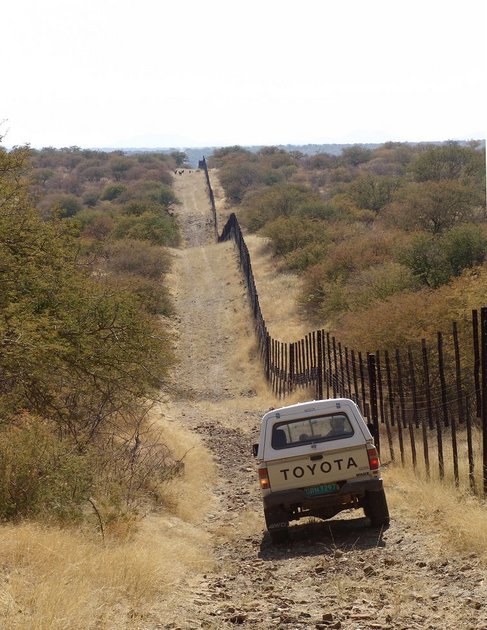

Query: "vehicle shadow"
left=258, top=516, right=389, bottom=560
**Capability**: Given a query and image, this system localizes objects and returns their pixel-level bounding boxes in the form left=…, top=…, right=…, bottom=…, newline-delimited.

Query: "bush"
left=101, top=183, right=127, bottom=201
left=104, top=239, right=172, bottom=279
left=443, top=223, right=487, bottom=275
left=262, top=216, right=328, bottom=256
left=112, top=211, right=180, bottom=246
left=127, top=181, right=178, bottom=207
left=0, top=411, right=183, bottom=525
left=54, top=194, right=83, bottom=218
left=346, top=262, right=419, bottom=308
left=0, top=414, right=92, bottom=522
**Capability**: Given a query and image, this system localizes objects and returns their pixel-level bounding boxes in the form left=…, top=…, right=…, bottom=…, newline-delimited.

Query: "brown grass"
left=379, top=422, right=484, bottom=495
left=244, top=234, right=309, bottom=341
left=0, top=418, right=216, bottom=629
left=386, top=464, right=487, bottom=562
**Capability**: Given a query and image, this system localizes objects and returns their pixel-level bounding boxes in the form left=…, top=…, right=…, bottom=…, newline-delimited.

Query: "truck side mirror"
left=252, top=443, right=259, bottom=457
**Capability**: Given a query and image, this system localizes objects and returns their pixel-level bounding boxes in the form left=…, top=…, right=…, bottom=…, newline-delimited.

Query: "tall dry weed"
left=386, top=464, right=487, bottom=562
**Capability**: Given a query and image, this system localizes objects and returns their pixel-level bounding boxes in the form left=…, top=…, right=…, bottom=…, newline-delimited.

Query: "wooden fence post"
left=332, top=337, right=338, bottom=397
left=465, top=394, right=476, bottom=493
left=367, top=353, right=380, bottom=455
left=422, top=339, right=434, bottom=430
left=338, top=342, right=345, bottom=398
left=351, top=350, right=359, bottom=406
left=384, top=350, right=395, bottom=427
left=437, top=332, right=450, bottom=428
left=481, top=306, right=487, bottom=496
left=326, top=332, right=332, bottom=399
left=289, top=343, right=295, bottom=393
left=473, top=309, right=482, bottom=418
left=406, top=348, right=417, bottom=469
left=395, top=349, right=406, bottom=465
left=377, top=351, right=395, bottom=462
left=317, top=331, right=323, bottom=400
left=359, top=352, right=367, bottom=416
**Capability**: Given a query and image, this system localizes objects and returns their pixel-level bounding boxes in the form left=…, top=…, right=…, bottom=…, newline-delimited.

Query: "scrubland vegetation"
left=1, top=136, right=487, bottom=627
left=0, top=142, right=186, bottom=528
left=210, top=141, right=486, bottom=351
left=0, top=141, right=224, bottom=625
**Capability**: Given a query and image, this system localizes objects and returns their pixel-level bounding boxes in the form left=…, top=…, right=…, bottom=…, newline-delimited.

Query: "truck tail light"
left=258, top=467, right=270, bottom=490
left=367, top=445, right=380, bottom=471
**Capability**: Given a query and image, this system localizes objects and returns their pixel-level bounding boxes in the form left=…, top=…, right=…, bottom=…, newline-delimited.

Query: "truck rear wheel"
left=264, top=508, right=289, bottom=544
left=364, top=489, right=390, bottom=527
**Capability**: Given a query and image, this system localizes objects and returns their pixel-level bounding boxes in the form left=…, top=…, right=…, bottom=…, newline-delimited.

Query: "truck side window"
left=272, top=428, right=288, bottom=449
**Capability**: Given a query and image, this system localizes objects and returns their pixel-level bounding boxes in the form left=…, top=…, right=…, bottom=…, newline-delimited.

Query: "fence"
left=201, top=158, right=487, bottom=497
left=199, top=157, right=218, bottom=240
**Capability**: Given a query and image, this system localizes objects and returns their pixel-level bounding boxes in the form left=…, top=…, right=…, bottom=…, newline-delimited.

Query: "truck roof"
left=262, top=398, right=360, bottom=423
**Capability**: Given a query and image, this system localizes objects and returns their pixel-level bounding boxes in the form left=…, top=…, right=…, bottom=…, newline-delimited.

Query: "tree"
left=442, top=224, right=487, bottom=276
left=384, top=180, right=477, bottom=233
left=410, top=142, right=485, bottom=182
left=349, top=174, right=401, bottom=212
left=0, top=145, right=172, bottom=441
left=399, top=233, right=452, bottom=288
left=340, top=145, right=372, bottom=166
left=169, top=151, right=188, bottom=167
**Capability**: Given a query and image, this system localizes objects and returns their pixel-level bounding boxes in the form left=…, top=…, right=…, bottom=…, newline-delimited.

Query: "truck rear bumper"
left=263, top=477, right=383, bottom=512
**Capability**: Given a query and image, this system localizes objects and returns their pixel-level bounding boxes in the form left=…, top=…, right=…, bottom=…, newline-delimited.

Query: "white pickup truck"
left=253, top=398, right=389, bottom=543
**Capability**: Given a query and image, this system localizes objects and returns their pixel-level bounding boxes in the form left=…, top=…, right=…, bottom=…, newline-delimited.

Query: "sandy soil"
left=159, top=169, right=487, bottom=630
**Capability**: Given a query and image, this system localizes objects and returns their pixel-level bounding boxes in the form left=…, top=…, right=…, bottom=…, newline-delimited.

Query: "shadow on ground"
left=258, top=516, right=389, bottom=560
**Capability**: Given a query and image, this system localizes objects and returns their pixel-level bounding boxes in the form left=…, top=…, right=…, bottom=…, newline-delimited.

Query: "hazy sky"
left=2, top=0, right=486, bottom=149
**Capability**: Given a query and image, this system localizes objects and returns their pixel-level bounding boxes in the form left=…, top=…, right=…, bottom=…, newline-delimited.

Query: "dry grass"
left=153, top=410, right=217, bottom=523
left=244, top=234, right=309, bottom=341
left=209, top=167, right=229, bottom=228
left=209, top=167, right=308, bottom=342
left=0, top=517, right=214, bottom=629
left=379, top=422, right=484, bottom=495
left=0, top=418, right=216, bottom=629
left=386, top=464, right=487, bottom=562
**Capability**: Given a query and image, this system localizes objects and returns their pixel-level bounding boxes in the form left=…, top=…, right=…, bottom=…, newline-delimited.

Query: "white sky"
left=2, top=0, right=486, bottom=148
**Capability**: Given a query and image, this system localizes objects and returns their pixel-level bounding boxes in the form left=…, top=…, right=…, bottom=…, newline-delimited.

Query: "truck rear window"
left=271, top=413, right=354, bottom=449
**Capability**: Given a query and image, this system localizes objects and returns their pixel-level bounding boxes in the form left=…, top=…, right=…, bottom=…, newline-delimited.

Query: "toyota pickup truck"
left=253, top=398, right=389, bottom=543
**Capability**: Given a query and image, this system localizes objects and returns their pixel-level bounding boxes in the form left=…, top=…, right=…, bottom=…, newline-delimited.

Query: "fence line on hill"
left=199, top=157, right=218, bottom=240
left=201, top=159, right=487, bottom=497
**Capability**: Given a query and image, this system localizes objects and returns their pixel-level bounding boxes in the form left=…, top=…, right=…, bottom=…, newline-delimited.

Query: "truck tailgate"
left=267, top=445, right=370, bottom=492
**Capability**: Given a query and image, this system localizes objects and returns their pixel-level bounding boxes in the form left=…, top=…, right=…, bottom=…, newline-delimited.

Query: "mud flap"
left=264, top=508, right=289, bottom=544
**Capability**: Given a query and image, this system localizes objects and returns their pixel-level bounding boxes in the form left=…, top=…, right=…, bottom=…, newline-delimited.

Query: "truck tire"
left=364, top=489, right=390, bottom=527
left=264, top=508, right=289, bottom=544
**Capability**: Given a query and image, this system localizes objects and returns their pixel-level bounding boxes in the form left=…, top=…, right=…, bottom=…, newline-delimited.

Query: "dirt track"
left=162, top=170, right=487, bottom=630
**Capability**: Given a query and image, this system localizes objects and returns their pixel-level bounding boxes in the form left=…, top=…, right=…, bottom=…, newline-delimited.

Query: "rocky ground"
left=162, top=170, right=487, bottom=630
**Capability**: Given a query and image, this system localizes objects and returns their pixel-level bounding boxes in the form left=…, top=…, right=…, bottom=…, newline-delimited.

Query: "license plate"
left=304, top=483, right=339, bottom=497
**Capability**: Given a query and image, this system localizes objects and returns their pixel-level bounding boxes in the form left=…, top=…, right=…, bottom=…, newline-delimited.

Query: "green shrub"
left=112, top=211, right=180, bottom=246
left=101, top=183, right=127, bottom=201
left=54, top=194, right=83, bottom=218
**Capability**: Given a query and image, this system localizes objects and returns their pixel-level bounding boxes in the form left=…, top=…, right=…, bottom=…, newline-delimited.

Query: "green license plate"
left=304, top=483, right=339, bottom=497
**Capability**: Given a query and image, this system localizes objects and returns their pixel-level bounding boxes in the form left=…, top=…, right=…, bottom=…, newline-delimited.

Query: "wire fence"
left=201, top=158, right=487, bottom=497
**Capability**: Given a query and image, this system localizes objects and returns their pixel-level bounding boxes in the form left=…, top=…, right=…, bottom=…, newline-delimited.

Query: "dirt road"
left=163, top=170, right=487, bottom=630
